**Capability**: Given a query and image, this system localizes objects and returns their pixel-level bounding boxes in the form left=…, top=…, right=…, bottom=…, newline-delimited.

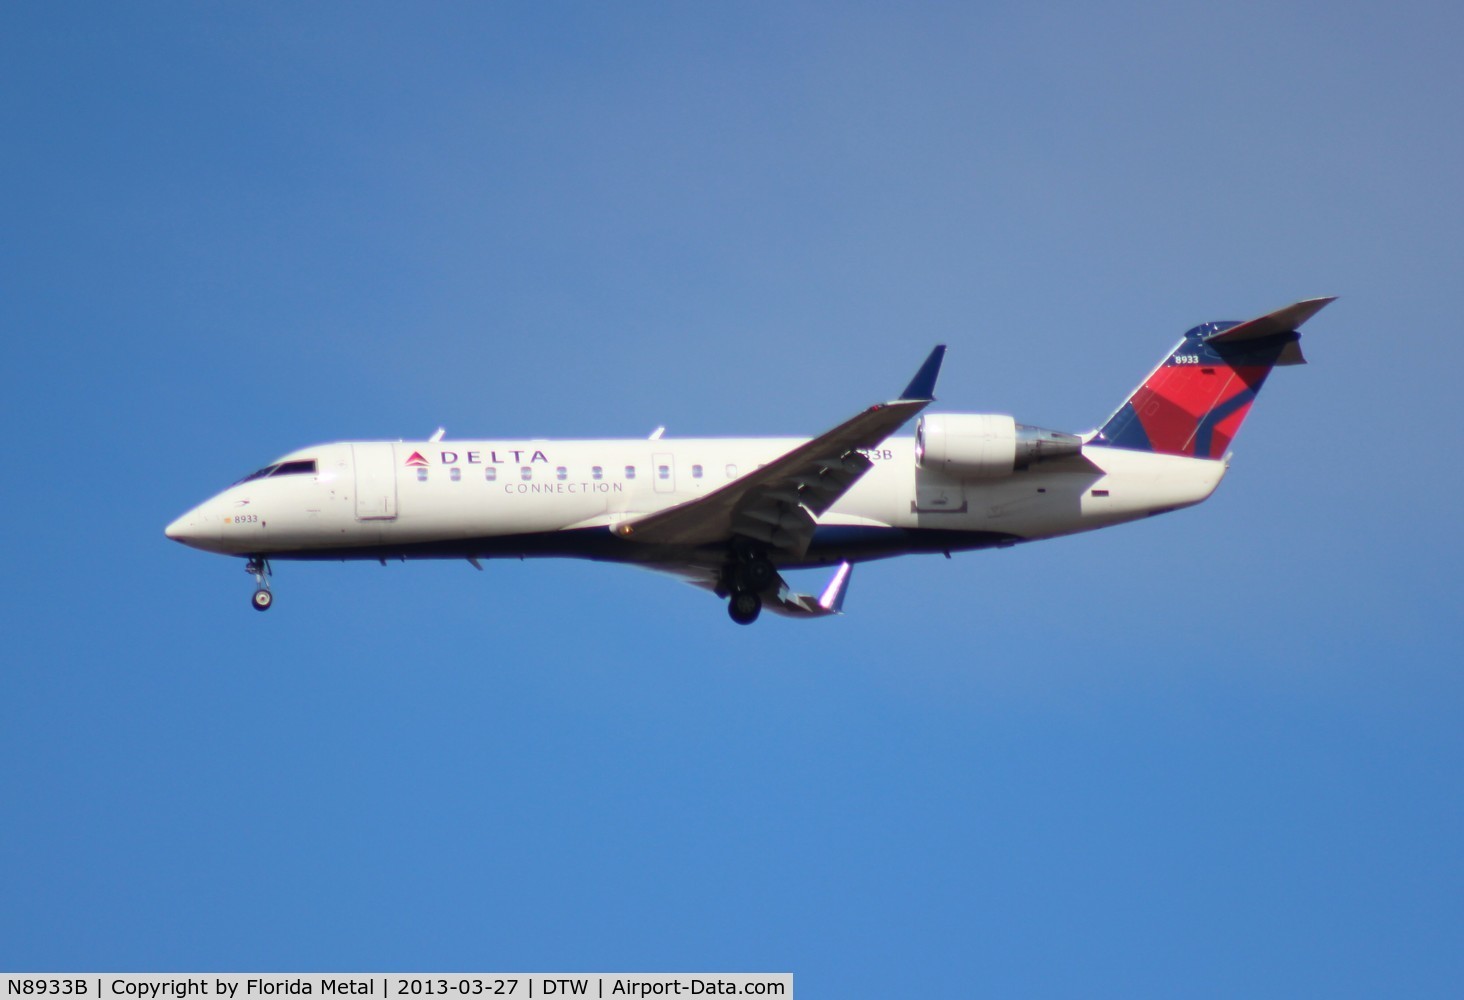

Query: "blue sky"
left=3, top=2, right=1461, bottom=994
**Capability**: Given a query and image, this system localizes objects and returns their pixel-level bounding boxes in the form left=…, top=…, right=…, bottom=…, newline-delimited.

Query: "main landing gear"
left=246, top=557, right=273, bottom=612
left=728, top=590, right=762, bottom=625
left=722, top=540, right=774, bottom=625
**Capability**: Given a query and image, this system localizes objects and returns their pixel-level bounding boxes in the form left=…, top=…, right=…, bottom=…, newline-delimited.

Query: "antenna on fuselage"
left=429, top=427, right=446, bottom=442
left=648, top=426, right=665, bottom=440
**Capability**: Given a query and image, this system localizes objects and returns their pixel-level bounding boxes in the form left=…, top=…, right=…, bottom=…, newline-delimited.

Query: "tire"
left=728, top=590, right=761, bottom=625
left=251, top=589, right=273, bottom=612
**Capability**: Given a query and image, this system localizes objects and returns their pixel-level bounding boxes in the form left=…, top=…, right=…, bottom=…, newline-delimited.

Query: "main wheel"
left=728, top=590, right=761, bottom=625
left=251, top=589, right=273, bottom=612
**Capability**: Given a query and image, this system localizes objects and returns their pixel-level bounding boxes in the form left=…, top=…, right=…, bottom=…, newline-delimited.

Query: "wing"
left=612, top=345, right=946, bottom=557
left=647, top=559, right=854, bottom=618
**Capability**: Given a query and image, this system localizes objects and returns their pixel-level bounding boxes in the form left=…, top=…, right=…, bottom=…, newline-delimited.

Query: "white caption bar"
left=4, top=975, right=792, bottom=1000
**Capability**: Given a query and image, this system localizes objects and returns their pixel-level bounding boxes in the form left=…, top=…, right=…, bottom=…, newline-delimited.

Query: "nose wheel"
left=245, top=558, right=273, bottom=612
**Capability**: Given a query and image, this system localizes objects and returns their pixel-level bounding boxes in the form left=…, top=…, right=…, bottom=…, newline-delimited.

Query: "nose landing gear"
left=245, top=558, right=273, bottom=612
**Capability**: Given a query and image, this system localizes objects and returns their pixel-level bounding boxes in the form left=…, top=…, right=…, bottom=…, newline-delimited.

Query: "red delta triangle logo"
left=404, top=451, right=430, bottom=467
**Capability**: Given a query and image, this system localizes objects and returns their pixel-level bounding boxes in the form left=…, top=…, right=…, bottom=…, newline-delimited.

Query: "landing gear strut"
left=246, top=557, right=273, bottom=612
left=726, top=539, right=776, bottom=589
left=723, top=539, right=773, bottom=625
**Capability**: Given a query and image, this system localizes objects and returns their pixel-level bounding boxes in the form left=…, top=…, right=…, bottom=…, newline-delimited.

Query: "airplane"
left=165, top=297, right=1333, bottom=624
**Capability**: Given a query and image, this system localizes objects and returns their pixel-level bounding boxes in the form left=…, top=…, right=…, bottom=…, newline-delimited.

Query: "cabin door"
left=352, top=442, right=399, bottom=520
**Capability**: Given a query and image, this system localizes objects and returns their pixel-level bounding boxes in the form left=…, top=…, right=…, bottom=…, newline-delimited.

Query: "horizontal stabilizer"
left=1204, top=297, right=1335, bottom=344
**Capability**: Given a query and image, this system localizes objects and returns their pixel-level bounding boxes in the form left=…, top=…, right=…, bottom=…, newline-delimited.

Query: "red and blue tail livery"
left=1095, top=297, right=1334, bottom=459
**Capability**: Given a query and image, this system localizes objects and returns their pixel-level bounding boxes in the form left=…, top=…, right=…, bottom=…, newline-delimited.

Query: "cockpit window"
left=235, top=459, right=317, bottom=484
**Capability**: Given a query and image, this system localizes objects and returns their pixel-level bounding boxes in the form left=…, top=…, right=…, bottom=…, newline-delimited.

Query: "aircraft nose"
left=165, top=507, right=216, bottom=547
left=166, top=497, right=236, bottom=552
left=165, top=512, right=195, bottom=542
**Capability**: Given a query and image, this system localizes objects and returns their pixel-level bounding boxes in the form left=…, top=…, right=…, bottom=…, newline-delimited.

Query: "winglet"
left=900, top=345, right=946, bottom=401
left=817, top=561, right=853, bottom=613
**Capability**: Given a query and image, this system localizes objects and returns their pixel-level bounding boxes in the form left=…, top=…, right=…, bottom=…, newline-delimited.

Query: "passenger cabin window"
left=692, top=464, right=703, bottom=479
left=592, top=466, right=603, bottom=480
left=485, top=467, right=497, bottom=482
left=658, top=465, right=670, bottom=480
left=450, top=468, right=461, bottom=482
left=625, top=466, right=636, bottom=480
left=416, top=468, right=428, bottom=482
left=556, top=466, right=567, bottom=481
left=521, top=467, right=532, bottom=481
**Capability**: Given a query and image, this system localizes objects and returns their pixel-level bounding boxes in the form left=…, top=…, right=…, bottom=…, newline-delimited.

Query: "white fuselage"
left=165, top=435, right=1227, bottom=566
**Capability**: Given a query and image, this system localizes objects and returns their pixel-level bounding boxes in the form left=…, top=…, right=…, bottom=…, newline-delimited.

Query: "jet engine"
left=915, top=413, right=1082, bottom=479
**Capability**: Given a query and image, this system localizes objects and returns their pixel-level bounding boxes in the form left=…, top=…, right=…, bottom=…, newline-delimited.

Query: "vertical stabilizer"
left=1093, top=298, right=1332, bottom=459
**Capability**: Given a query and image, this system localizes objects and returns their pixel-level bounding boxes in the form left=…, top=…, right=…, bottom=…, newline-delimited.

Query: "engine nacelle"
left=915, top=413, right=1083, bottom=479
